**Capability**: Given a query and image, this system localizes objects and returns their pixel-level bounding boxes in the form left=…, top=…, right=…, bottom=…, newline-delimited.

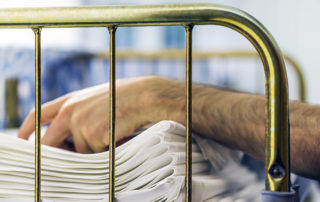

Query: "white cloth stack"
left=0, top=120, right=263, bottom=201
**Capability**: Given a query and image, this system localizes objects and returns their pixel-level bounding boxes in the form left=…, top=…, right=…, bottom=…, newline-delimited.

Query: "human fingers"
left=18, top=94, right=71, bottom=140
left=101, top=113, right=146, bottom=147
left=41, top=108, right=72, bottom=148
left=71, top=95, right=108, bottom=153
left=42, top=93, right=98, bottom=153
left=70, top=127, right=93, bottom=154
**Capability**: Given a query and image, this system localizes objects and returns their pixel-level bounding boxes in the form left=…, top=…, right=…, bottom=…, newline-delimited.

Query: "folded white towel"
left=0, top=120, right=262, bottom=202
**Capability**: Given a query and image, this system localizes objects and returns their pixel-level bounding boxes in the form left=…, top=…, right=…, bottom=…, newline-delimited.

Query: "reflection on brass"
left=185, top=24, right=193, bottom=202
left=108, top=26, right=117, bottom=202
left=32, top=27, right=42, bottom=202
left=0, top=3, right=290, bottom=199
left=98, top=49, right=306, bottom=102
left=4, top=79, right=19, bottom=128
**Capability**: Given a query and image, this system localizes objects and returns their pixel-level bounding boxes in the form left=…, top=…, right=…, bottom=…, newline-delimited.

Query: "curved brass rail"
left=0, top=3, right=290, bottom=197
left=98, top=49, right=306, bottom=102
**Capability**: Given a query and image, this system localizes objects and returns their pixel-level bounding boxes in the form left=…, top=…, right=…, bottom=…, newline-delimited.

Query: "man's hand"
left=18, top=75, right=320, bottom=180
left=18, top=76, right=185, bottom=153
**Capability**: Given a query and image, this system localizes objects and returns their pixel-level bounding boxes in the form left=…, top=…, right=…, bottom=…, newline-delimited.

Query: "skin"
left=18, top=76, right=320, bottom=180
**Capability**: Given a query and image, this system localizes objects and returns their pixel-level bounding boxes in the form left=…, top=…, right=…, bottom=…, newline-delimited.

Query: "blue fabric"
left=163, top=26, right=185, bottom=48
left=261, top=189, right=298, bottom=202
left=294, top=176, right=313, bottom=201
left=117, top=27, right=134, bottom=48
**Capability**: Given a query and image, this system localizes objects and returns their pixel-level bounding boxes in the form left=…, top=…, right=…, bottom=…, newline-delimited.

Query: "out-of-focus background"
left=0, top=0, right=319, bottom=200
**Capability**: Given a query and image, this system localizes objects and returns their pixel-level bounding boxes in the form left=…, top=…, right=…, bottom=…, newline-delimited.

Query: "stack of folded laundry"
left=0, top=120, right=263, bottom=201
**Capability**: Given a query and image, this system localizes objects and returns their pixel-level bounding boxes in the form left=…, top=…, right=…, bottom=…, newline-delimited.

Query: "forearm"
left=190, top=86, right=266, bottom=162
left=288, top=101, right=320, bottom=179
left=149, top=77, right=320, bottom=179
left=191, top=86, right=320, bottom=180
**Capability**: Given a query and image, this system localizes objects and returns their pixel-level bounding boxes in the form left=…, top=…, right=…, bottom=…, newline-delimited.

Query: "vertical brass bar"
left=108, top=26, right=117, bottom=202
left=263, top=50, right=290, bottom=192
left=32, top=27, right=42, bottom=202
left=185, top=24, right=193, bottom=202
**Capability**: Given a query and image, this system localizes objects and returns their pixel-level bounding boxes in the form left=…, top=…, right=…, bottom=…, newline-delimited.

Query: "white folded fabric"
left=0, top=120, right=262, bottom=201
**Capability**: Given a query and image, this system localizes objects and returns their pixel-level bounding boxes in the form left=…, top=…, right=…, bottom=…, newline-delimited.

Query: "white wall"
left=209, top=1, right=320, bottom=104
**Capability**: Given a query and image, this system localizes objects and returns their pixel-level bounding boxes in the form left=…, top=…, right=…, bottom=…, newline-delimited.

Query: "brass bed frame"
left=0, top=4, right=292, bottom=202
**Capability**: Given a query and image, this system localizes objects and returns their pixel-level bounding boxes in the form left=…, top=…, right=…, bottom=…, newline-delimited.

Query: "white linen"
left=0, top=120, right=262, bottom=201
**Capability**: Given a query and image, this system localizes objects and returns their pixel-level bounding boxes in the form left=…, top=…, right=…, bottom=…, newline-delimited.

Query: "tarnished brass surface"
left=98, top=49, right=306, bottom=102
left=0, top=3, right=290, bottom=196
left=185, top=25, right=193, bottom=202
left=32, top=27, right=42, bottom=202
left=108, top=26, right=117, bottom=202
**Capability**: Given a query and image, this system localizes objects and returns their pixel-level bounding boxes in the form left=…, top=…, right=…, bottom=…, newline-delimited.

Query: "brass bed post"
left=108, top=25, right=117, bottom=202
left=32, top=27, right=42, bottom=202
left=185, top=24, right=193, bottom=202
